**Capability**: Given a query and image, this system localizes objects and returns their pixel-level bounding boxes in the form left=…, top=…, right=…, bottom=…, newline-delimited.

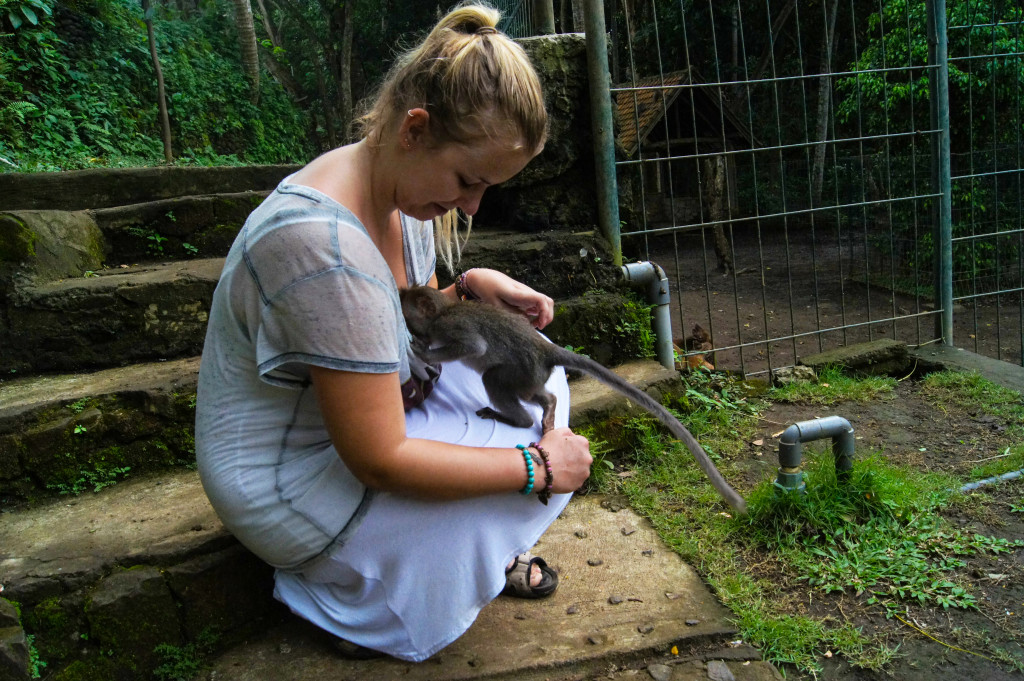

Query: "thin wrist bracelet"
left=515, top=444, right=535, bottom=495
left=455, top=269, right=478, bottom=301
left=530, top=442, right=554, bottom=505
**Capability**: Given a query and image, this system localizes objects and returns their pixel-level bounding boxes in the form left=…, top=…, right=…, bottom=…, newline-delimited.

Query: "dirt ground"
left=641, top=222, right=1024, bottom=378
left=735, top=379, right=1024, bottom=680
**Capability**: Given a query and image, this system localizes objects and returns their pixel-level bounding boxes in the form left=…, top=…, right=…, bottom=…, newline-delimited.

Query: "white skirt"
left=272, top=359, right=573, bottom=661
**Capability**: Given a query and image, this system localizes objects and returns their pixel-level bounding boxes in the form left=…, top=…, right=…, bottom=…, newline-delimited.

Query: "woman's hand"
left=536, top=427, right=592, bottom=494
left=463, top=268, right=555, bottom=329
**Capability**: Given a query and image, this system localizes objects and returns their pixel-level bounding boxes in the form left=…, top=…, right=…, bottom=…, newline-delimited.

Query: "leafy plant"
left=153, top=628, right=219, bottom=681
left=1, top=0, right=52, bottom=30
left=25, top=633, right=46, bottom=679
left=47, top=464, right=130, bottom=495
left=127, top=226, right=167, bottom=256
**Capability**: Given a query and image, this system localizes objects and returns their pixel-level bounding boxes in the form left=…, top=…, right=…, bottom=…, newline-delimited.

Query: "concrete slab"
left=201, top=494, right=737, bottom=681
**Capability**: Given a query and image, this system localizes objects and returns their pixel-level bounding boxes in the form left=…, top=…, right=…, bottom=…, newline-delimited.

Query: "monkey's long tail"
left=556, top=349, right=748, bottom=515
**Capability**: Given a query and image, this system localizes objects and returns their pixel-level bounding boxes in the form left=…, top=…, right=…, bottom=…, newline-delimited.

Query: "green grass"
left=593, top=368, right=1024, bottom=677
left=769, top=365, right=897, bottom=404
left=920, top=370, right=1024, bottom=479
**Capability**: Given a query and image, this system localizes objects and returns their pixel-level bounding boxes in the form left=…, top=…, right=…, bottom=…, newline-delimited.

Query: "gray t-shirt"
left=195, top=177, right=435, bottom=570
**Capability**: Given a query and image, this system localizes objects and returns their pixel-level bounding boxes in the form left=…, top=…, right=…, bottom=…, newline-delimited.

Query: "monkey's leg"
left=531, top=390, right=557, bottom=433
left=476, top=368, right=535, bottom=429
left=418, top=334, right=487, bottom=365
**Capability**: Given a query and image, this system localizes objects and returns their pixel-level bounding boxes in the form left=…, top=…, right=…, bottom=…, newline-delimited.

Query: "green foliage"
left=834, top=1, right=1024, bottom=291
left=24, top=632, right=47, bottom=678
left=0, top=0, right=313, bottom=170
left=47, top=463, right=130, bottom=495
left=152, top=628, right=219, bottom=681
left=747, top=454, right=1021, bottom=614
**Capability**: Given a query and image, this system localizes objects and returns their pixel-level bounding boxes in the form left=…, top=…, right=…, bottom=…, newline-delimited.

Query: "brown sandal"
left=501, top=552, right=559, bottom=599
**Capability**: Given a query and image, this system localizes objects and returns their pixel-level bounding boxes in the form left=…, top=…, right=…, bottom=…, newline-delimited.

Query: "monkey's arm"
left=308, top=366, right=591, bottom=499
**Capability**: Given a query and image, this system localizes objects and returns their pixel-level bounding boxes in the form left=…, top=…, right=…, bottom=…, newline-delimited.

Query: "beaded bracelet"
left=515, top=444, right=535, bottom=496
left=455, top=269, right=478, bottom=301
left=531, top=442, right=554, bottom=505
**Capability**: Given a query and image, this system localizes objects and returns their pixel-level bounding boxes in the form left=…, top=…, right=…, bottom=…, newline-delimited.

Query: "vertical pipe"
left=928, top=0, right=954, bottom=345
left=583, top=0, right=623, bottom=267
left=532, top=0, right=556, bottom=35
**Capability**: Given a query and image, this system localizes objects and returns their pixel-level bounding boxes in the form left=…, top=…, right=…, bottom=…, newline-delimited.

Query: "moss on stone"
left=0, top=213, right=37, bottom=262
left=546, top=290, right=656, bottom=366
left=54, top=657, right=117, bottom=681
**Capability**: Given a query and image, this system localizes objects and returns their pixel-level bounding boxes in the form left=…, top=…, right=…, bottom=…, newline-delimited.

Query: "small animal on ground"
left=400, top=285, right=748, bottom=514
left=674, top=324, right=715, bottom=371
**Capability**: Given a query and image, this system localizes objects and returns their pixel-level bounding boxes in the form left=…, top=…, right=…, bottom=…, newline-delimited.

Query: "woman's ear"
left=401, top=108, right=431, bottom=149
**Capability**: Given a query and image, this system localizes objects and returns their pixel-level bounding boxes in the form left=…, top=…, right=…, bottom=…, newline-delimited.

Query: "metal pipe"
left=775, top=415, right=856, bottom=493
left=927, top=0, right=954, bottom=345
left=960, top=468, right=1024, bottom=492
left=621, top=261, right=674, bottom=370
left=583, top=0, right=622, bottom=266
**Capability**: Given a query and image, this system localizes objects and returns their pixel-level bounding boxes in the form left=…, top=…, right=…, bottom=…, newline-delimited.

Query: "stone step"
left=0, top=357, right=200, bottom=505
left=0, top=165, right=298, bottom=211
left=1, top=258, right=223, bottom=374
left=0, top=361, right=709, bottom=680
left=91, top=191, right=268, bottom=263
left=0, top=357, right=679, bottom=506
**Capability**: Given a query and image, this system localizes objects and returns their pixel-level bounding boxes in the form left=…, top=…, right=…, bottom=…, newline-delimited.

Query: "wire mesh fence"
left=605, top=0, right=1024, bottom=377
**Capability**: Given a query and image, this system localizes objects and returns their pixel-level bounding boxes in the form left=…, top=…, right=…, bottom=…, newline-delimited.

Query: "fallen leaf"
left=753, top=438, right=764, bottom=446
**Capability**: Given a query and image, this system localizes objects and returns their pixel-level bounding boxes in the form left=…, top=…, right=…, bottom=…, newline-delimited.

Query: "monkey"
left=400, top=285, right=748, bottom=515
left=674, top=324, right=715, bottom=372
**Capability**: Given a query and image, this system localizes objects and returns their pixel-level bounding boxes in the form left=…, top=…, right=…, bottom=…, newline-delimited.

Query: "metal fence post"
left=582, top=0, right=622, bottom=266
left=927, top=0, right=954, bottom=345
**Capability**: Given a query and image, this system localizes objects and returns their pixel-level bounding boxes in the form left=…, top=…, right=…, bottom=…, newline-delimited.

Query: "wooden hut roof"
left=614, top=69, right=754, bottom=157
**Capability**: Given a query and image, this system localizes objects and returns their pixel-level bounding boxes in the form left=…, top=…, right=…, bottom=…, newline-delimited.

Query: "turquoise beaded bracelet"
left=515, top=444, right=535, bottom=496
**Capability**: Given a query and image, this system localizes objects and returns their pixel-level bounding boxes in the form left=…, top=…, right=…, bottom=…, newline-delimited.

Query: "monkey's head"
left=400, top=285, right=451, bottom=336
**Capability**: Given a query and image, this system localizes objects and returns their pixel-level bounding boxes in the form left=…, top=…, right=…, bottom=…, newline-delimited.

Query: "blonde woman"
left=195, top=3, right=592, bottom=661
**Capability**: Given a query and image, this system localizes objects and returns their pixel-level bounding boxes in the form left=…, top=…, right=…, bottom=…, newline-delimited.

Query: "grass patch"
left=597, top=369, right=1023, bottom=677
left=770, top=365, right=897, bottom=404
left=921, top=370, right=1024, bottom=479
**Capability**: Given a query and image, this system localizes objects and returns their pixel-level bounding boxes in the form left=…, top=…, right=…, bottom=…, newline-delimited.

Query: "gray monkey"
left=400, top=285, right=748, bottom=515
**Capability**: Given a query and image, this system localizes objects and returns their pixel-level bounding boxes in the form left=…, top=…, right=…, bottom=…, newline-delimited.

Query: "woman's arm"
left=433, top=268, right=555, bottom=329
left=311, top=366, right=592, bottom=499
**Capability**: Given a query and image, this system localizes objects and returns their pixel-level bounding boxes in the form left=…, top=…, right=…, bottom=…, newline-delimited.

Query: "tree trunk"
left=571, top=0, right=584, bottom=32
left=254, top=0, right=304, bottom=101
left=336, top=1, right=353, bottom=140
left=141, top=0, right=173, bottom=163
left=230, top=0, right=261, bottom=104
left=703, top=155, right=733, bottom=275
left=811, top=0, right=839, bottom=206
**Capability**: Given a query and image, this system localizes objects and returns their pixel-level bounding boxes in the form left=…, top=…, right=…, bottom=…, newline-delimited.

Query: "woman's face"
left=396, top=131, right=539, bottom=222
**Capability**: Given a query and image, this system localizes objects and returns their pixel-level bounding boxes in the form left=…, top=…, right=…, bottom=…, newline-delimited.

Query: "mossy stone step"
left=0, top=356, right=200, bottom=506
left=1, top=258, right=223, bottom=374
